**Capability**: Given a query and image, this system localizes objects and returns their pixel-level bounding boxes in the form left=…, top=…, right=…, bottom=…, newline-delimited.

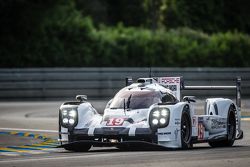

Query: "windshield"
left=109, top=90, right=161, bottom=110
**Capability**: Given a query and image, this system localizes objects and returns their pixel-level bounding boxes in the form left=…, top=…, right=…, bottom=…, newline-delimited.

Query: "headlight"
left=149, top=107, right=170, bottom=129
left=69, top=119, right=75, bottom=125
left=62, top=110, right=68, bottom=116
left=159, top=118, right=166, bottom=124
left=62, top=118, right=69, bottom=124
left=60, top=108, right=78, bottom=128
left=152, top=110, right=160, bottom=117
left=161, top=109, right=168, bottom=116
left=152, top=119, right=159, bottom=125
left=69, top=110, right=76, bottom=117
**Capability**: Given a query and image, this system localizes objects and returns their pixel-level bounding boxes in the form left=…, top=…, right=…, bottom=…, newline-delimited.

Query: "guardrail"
left=0, top=68, right=249, bottom=100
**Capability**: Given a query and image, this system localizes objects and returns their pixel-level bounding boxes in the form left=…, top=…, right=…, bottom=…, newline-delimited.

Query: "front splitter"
left=58, top=140, right=170, bottom=150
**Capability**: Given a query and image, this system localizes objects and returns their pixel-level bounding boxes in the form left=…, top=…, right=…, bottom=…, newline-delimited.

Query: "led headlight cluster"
left=60, top=108, right=78, bottom=128
left=149, top=107, right=170, bottom=129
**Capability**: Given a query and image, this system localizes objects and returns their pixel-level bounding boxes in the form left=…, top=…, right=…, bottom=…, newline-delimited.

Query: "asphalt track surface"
left=0, top=100, right=250, bottom=167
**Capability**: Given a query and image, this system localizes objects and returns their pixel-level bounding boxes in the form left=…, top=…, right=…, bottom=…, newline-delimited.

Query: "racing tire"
left=208, top=105, right=236, bottom=147
left=64, top=144, right=92, bottom=152
left=181, top=106, right=192, bottom=149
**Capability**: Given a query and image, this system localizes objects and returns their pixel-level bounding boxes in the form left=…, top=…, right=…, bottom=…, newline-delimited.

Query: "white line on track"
left=0, top=127, right=57, bottom=133
left=242, top=118, right=250, bottom=121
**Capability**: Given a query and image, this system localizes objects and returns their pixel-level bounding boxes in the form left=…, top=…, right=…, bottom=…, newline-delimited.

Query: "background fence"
left=0, top=68, right=249, bottom=100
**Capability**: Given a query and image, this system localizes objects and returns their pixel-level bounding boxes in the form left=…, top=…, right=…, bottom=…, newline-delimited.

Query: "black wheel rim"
left=181, top=113, right=190, bottom=143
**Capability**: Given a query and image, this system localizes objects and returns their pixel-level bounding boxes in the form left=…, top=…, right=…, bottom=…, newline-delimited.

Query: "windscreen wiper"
left=123, top=99, right=126, bottom=116
left=126, top=94, right=132, bottom=110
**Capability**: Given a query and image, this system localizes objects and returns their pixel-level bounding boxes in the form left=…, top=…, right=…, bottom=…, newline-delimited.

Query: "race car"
left=58, top=76, right=243, bottom=151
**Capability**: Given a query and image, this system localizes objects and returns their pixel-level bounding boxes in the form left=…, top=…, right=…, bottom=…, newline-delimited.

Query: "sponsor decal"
left=198, top=117, right=204, bottom=140
left=211, top=118, right=226, bottom=129
left=106, top=118, right=125, bottom=126
left=165, top=85, right=177, bottom=91
left=158, top=132, right=171, bottom=135
left=175, top=118, right=181, bottom=125
left=159, top=77, right=180, bottom=84
left=174, top=128, right=180, bottom=140
left=192, top=117, right=197, bottom=127
left=198, top=117, right=204, bottom=123
left=198, top=123, right=205, bottom=140
left=157, top=77, right=181, bottom=100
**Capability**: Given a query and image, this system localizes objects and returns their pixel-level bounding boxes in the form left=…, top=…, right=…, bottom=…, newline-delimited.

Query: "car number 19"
left=106, top=118, right=125, bottom=126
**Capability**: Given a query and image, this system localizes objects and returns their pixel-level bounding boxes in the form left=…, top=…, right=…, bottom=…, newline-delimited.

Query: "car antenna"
left=123, top=99, right=127, bottom=116
left=149, top=67, right=152, bottom=78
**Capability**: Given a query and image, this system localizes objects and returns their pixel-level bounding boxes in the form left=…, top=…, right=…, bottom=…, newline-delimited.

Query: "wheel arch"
left=206, top=98, right=235, bottom=118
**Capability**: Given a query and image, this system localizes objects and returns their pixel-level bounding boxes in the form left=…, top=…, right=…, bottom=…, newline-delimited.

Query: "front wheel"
left=181, top=107, right=192, bottom=149
left=63, top=143, right=92, bottom=152
left=208, top=105, right=236, bottom=147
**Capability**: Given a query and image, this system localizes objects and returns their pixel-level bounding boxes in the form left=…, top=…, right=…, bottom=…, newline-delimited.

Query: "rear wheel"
left=181, top=106, right=192, bottom=149
left=208, top=105, right=236, bottom=147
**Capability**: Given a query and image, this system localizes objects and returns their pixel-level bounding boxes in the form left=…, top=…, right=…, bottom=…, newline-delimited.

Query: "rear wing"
left=156, top=77, right=241, bottom=111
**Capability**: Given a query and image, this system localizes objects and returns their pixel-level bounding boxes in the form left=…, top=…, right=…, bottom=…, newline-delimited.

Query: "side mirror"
left=183, top=96, right=196, bottom=103
left=105, top=98, right=113, bottom=109
left=76, top=95, right=87, bottom=102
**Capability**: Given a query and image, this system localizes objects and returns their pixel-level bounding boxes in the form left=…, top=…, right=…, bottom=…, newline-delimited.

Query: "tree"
left=163, top=0, right=250, bottom=33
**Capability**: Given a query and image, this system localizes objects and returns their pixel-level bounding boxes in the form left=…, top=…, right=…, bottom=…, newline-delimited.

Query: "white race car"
left=58, top=77, right=243, bottom=151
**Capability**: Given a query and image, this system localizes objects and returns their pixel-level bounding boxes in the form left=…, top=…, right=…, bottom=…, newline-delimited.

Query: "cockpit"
left=109, top=89, right=177, bottom=110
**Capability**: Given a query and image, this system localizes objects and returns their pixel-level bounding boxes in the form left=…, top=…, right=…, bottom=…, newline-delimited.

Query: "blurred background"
left=0, top=0, right=250, bottom=100
left=1, top=0, right=250, bottom=67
